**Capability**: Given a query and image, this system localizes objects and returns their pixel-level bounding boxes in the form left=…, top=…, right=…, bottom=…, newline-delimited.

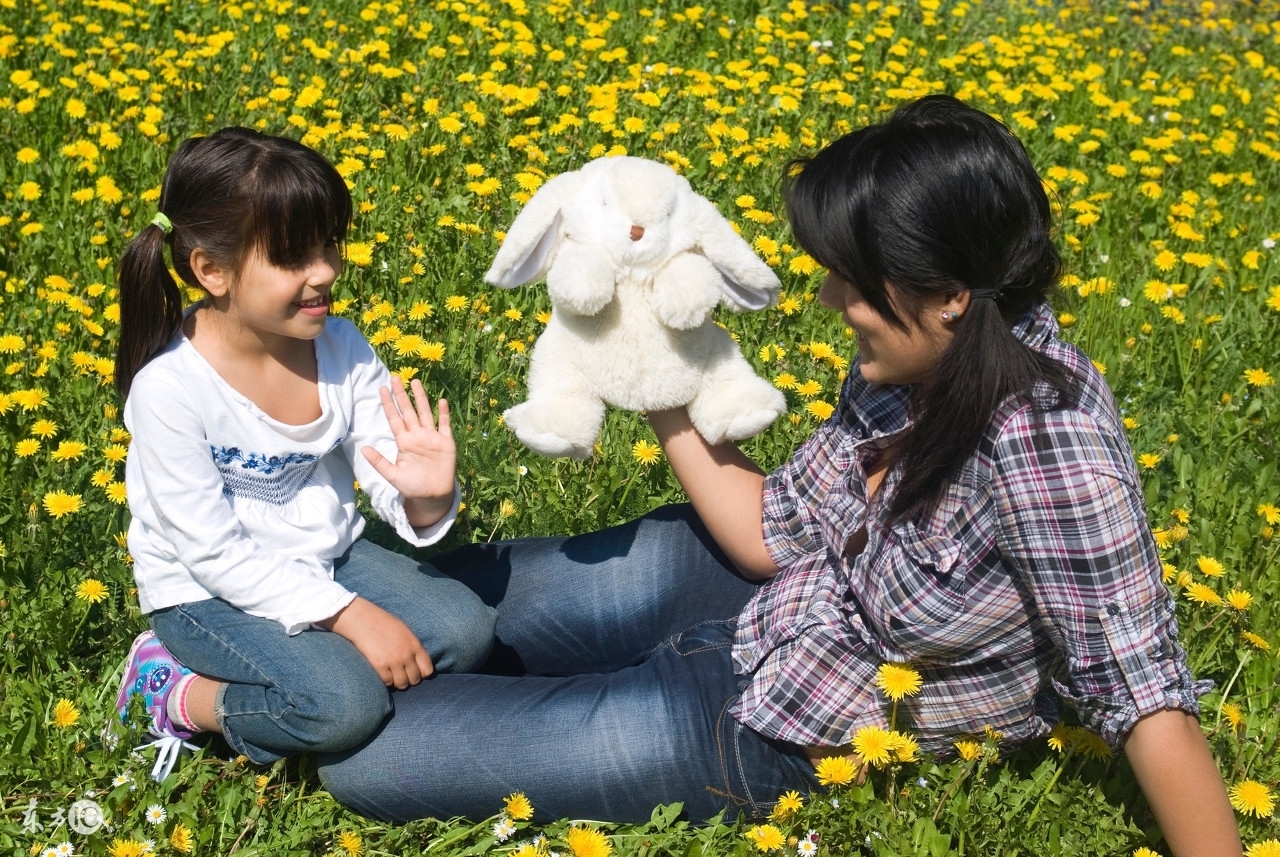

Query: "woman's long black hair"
left=785, top=95, right=1079, bottom=522
left=114, top=127, right=352, bottom=401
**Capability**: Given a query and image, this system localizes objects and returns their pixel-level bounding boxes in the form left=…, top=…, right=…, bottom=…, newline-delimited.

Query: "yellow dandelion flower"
left=445, top=295, right=468, bottom=312
left=1185, top=583, right=1222, bottom=606
left=1229, top=780, right=1276, bottom=818
left=336, top=830, right=363, bottom=856
left=106, top=482, right=128, bottom=505
left=852, top=725, right=895, bottom=767
left=632, top=440, right=661, bottom=465
left=745, top=824, right=785, bottom=852
left=1153, top=249, right=1178, bottom=271
left=17, top=146, right=39, bottom=163
left=1133, top=849, right=1163, bottom=857
left=1219, top=702, right=1245, bottom=733
left=565, top=825, right=612, bottom=857
left=1244, top=368, right=1275, bottom=387
left=12, top=391, right=48, bottom=414
left=1075, top=730, right=1113, bottom=761
left=108, top=839, right=148, bottom=857
left=1196, top=556, right=1225, bottom=577
left=788, top=254, right=818, bottom=276
left=75, top=579, right=108, bottom=603
left=16, top=439, right=40, bottom=457
left=419, top=342, right=445, bottom=362
left=813, top=754, right=859, bottom=786
left=51, top=440, right=87, bottom=461
left=1240, top=631, right=1271, bottom=652
left=795, top=380, right=822, bottom=398
left=1227, top=590, right=1253, bottom=611
left=769, top=790, right=803, bottom=820
left=345, top=242, right=374, bottom=267
left=31, top=418, right=59, bottom=438
left=170, top=822, right=194, bottom=853
left=773, top=373, right=799, bottom=390
left=42, top=491, right=83, bottom=519
left=1245, top=840, right=1280, bottom=857
left=875, top=663, right=923, bottom=701
left=889, top=730, right=920, bottom=762
left=955, top=739, right=984, bottom=761
left=504, top=791, right=534, bottom=821
left=805, top=401, right=835, bottom=421
left=51, top=698, right=81, bottom=728
left=1258, top=504, right=1280, bottom=525
left=1138, top=453, right=1161, bottom=470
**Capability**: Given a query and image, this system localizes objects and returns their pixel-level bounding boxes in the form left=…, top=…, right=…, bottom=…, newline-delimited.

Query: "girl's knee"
left=434, top=600, right=497, bottom=673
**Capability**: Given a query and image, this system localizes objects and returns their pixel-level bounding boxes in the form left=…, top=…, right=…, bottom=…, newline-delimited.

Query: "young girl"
left=113, top=127, right=496, bottom=777
left=317, top=97, right=1240, bottom=855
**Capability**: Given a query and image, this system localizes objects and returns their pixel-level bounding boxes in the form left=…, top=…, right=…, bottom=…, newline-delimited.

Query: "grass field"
left=1, top=0, right=1278, bottom=854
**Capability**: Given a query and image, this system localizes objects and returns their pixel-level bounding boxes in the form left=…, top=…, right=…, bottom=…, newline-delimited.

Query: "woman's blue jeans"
left=149, top=538, right=497, bottom=764
left=317, top=504, right=818, bottom=823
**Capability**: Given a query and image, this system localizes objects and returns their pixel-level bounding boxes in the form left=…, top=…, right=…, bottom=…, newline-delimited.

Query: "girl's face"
left=818, top=271, right=956, bottom=386
left=224, top=240, right=343, bottom=344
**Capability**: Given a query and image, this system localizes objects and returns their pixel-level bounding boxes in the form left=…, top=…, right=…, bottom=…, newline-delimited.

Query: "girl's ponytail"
left=115, top=221, right=183, bottom=402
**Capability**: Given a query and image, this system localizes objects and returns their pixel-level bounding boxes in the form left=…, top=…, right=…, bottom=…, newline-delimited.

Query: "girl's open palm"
left=362, top=377, right=456, bottom=505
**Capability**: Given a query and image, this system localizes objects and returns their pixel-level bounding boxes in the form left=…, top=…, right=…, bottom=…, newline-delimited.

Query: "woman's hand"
left=319, top=596, right=435, bottom=689
left=362, top=377, right=456, bottom=528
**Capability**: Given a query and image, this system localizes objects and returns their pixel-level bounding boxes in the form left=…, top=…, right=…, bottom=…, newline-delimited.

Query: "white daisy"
left=55, top=844, right=75, bottom=857
left=797, top=841, right=818, bottom=856
left=493, top=817, right=516, bottom=842
left=144, top=804, right=166, bottom=825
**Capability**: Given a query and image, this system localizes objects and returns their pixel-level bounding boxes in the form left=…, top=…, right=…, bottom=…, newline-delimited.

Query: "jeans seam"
left=712, top=695, right=753, bottom=814
left=173, top=603, right=280, bottom=690
left=640, top=618, right=737, bottom=663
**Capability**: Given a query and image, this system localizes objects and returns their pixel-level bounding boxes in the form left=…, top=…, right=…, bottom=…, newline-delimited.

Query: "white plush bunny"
left=484, top=155, right=786, bottom=460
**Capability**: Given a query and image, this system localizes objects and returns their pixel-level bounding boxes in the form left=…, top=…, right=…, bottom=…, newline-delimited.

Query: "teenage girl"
left=113, top=127, right=495, bottom=776
left=316, top=97, right=1240, bottom=855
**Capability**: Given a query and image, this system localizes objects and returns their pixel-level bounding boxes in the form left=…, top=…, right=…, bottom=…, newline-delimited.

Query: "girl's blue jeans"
left=316, top=504, right=819, bottom=823
left=148, top=538, right=497, bottom=764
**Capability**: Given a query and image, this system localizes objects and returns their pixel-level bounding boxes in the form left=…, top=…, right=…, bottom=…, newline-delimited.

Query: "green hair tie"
left=150, top=212, right=173, bottom=235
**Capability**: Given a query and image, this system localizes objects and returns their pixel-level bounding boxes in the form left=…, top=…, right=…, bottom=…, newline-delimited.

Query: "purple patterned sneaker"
left=116, top=629, right=197, bottom=741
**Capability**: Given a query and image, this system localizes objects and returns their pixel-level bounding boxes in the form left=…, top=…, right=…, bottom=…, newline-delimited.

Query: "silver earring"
left=941, top=310, right=954, bottom=321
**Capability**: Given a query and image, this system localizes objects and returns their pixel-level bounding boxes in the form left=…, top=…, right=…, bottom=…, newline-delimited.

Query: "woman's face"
left=818, top=271, right=956, bottom=386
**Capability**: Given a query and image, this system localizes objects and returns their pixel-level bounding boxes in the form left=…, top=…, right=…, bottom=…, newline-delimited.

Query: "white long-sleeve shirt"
left=124, top=316, right=459, bottom=635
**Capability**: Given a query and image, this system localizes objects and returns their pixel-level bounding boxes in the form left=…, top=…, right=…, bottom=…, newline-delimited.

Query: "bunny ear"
left=484, top=170, right=583, bottom=288
left=687, top=193, right=781, bottom=310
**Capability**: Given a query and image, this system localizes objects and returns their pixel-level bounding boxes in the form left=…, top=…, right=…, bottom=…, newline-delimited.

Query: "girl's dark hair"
left=785, top=94, right=1078, bottom=522
left=115, top=127, right=352, bottom=400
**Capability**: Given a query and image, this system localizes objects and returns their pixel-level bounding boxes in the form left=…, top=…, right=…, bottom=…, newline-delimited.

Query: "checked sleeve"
left=990, top=407, right=1203, bottom=748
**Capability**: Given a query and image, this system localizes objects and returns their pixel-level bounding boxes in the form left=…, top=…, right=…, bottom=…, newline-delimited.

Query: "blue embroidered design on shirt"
left=210, top=441, right=340, bottom=505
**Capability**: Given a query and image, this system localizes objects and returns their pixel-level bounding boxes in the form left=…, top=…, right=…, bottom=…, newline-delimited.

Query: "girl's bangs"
left=251, top=156, right=352, bottom=266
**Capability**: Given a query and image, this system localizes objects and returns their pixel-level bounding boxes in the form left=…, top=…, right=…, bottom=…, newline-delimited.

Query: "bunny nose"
left=629, top=225, right=645, bottom=241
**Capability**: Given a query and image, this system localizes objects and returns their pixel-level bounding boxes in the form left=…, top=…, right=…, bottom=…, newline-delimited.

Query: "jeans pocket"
left=669, top=619, right=737, bottom=658
left=712, top=695, right=818, bottom=821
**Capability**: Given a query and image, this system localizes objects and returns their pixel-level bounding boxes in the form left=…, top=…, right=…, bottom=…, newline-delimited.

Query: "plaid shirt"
left=731, top=303, right=1206, bottom=753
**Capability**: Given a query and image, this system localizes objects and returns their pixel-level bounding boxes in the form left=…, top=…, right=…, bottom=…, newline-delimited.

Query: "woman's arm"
left=647, top=407, right=779, bottom=579
left=1124, top=709, right=1242, bottom=856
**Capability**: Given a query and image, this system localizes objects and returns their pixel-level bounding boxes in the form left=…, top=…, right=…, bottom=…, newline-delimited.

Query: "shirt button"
left=1106, top=603, right=1121, bottom=616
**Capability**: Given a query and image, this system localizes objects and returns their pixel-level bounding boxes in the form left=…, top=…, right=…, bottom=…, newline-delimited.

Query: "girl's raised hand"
left=362, top=377, right=456, bottom=525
